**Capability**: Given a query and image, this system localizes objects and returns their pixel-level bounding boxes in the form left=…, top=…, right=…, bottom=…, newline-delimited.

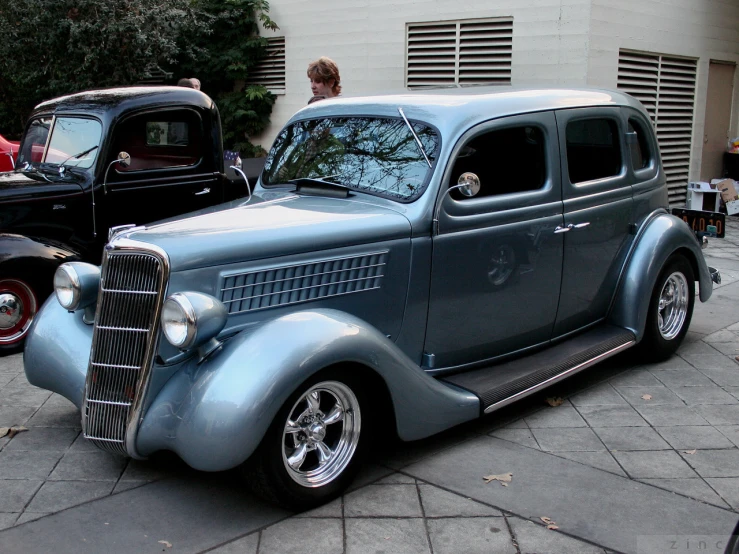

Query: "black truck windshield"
left=262, top=116, right=439, bottom=201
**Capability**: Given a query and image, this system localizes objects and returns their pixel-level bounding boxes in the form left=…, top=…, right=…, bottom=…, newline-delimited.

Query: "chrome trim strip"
left=95, top=326, right=149, bottom=332
left=483, top=340, right=635, bottom=414
left=87, top=399, right=132, bottom=407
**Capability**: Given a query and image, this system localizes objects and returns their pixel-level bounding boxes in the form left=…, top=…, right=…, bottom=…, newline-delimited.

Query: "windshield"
left=17, top=116, right=102, bottom=170
left=262, top=116, right=439, bottom=201
left=45, top=117, right=102, bottom=169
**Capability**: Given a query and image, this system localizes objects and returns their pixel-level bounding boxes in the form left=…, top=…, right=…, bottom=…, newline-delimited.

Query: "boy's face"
left=310, top=77, right=333, bottom=98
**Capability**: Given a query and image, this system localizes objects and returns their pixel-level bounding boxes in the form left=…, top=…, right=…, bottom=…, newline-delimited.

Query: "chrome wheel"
left=282, top=380, right=361, bottom=488
left=0, top=280, right=37, bottom=346
left=657, top=271, right=689, bottom=340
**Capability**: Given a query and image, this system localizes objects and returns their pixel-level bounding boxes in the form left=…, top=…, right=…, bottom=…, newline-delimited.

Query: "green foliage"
left=0, top=0, right=278, bottom=156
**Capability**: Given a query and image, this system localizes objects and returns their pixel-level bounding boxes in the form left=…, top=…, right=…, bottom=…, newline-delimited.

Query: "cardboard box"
left=714, top=178, right=738, bottom=204
left=727, top=199, right=739, bottom=216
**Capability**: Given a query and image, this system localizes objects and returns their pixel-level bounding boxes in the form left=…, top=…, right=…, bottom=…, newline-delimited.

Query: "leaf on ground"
left=501, top=482, right=509, bottom=487
left=483, top=472, right=513, bottom=485
left=158, top=540, right=172, bottom=548
left=641, top=394, right=653, bottom=400
left=546, top=397, right=564, bottom=407
left=540, top=516, right=554, bottom=524
left=683, top=449, right=697, bottom=455
left=547, top=524, right=560, bottom=530
left=0, top=426, right=28, bottom=439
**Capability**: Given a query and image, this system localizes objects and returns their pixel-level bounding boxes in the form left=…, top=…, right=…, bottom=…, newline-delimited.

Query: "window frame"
left=556, top=107, right=629, bottom=200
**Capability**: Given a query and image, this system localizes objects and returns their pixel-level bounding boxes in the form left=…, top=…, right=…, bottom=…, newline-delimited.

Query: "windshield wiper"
left=57, top=145, right=99, bottom=174
left=398, top=107, right=431, bottom=168
left=289, top=175, right=350, bottom=198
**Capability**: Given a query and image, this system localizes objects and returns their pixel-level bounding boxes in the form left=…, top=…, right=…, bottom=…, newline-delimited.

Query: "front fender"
left=136, top=309, right=479, bottom=471
left=23, top=296, right=91, bottom=409
left=0, top=233, right=81, bottom=295
left=608, top=212, right=712, bottom=340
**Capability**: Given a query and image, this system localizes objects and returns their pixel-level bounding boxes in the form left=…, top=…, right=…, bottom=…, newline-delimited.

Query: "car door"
left=552, top=107, right=634, bottom=338
left=424, top=112, right=564, bottom=369
left=98, top=107, right=222, bottom=231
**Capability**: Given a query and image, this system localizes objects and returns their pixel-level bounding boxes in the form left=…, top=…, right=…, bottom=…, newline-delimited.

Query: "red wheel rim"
left=0, top=279, right=37, bottom=345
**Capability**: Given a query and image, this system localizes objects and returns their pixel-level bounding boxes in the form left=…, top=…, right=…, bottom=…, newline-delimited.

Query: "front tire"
left=243, top=369, right=368, bottom=511
left=0, top=279, right=39, bottom=355
left=639, top=254, right=695, bottom=361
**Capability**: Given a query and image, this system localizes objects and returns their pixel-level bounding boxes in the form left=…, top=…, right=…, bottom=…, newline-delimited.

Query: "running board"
left=440, top=325, right=635, bottom=415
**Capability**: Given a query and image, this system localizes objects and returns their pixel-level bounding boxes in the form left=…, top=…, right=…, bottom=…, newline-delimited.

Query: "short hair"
left=177, top=78, right=195, bottom=88
left=307, top=57, right=341, bottom=95
left=190, top=78, right=201, bottom=91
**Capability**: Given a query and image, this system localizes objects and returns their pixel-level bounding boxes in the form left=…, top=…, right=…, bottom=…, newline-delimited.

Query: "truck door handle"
left=194, top=187, right=211, bottom=196
left=554, top=225, right=570, bottom=234
left=568, top=222, right=591, bottom=230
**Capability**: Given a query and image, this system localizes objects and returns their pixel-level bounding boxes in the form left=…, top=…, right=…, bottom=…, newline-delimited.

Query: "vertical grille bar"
left=83, top=250, right=167, bottom=455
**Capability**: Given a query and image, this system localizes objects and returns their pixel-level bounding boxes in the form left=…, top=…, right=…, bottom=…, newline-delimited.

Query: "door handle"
left=194, top=187, right=211, bottom=196
left=554, top=225, right=570, bottom=234
left=568, top=222, right=591, bottom=230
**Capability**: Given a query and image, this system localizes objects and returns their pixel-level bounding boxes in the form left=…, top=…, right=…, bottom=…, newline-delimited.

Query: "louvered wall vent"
left=220, top=251, right=388, bottom=314
left=617, top=50, right=698, bottom=206
left=247, top=36, right=286, bottom=93
left=406, top=17, right=513, bottom=89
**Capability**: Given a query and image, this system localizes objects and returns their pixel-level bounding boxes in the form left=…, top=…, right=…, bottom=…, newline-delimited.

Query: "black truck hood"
left=0, top=170, right=84, bottom=203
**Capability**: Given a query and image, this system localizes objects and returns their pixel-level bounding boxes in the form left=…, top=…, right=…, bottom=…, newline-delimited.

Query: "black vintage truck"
left=0, top=87, right=255, bottom=353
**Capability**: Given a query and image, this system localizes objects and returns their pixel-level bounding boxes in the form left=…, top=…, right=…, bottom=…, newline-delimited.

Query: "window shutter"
left=407, top=18, right=513, bottom=89
left=248, top=37, right=286, bottom=93
left=618, top=50, right=697, bottom=206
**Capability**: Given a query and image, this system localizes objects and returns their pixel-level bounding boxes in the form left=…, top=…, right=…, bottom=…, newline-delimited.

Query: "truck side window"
left=112, top=110, right=203, bottom=172
left=628, top=119, right=650, bottom=170
left=17, top=117, right=52, bottom=165
left=566, top=118, right=621, bottom=183
left=450, top=125, right=546, bottom=198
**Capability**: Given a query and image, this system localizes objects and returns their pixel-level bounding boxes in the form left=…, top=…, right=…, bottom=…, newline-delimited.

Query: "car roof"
left=30, top=86, right=215, bottom=118
left=290, top=86, right=648, bottom=135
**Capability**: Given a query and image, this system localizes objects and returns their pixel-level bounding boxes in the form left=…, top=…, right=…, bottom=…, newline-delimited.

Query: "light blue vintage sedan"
left=24, top=87, right=718, bottom=510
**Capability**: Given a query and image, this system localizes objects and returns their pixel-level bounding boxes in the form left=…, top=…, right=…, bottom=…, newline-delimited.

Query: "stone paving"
left=1, top=218, right=738, bottom=553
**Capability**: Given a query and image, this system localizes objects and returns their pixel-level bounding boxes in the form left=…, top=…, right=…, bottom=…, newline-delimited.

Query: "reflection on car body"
left=25, top=87, right=719, bottom=511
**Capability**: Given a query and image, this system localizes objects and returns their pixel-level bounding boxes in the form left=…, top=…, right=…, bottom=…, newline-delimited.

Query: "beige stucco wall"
left=252, top=0, right=739, bottom=185
left=252, top=0, right=593, bottom=149
left=586, top=0, right=739, bottom=181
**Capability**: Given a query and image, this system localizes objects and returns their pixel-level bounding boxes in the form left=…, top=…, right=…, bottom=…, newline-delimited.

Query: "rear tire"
left=242, top=368, right=369, bottom=511
left=0, top=279, right=39, bottom=355
left=638, top=255, right=694, bottom=362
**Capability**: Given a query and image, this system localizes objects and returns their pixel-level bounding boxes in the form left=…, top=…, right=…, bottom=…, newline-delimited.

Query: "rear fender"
left=136, top=309, right=479, bottom=471
left=608, top=212, right=712, bottom=341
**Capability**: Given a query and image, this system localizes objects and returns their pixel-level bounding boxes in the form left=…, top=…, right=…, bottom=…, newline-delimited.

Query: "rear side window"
left=628, top=119, right=651, bottom=170
left=449, top=125, right=547, bottom=197
left=566, top=119, right=621, bottom=183
left=111, top=110, right=203, bottom=172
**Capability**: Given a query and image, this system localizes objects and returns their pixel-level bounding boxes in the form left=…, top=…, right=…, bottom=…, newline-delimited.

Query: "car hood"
left=0, top=170, right=84, bottom=203
left=121, top=192, right=412, bottom=272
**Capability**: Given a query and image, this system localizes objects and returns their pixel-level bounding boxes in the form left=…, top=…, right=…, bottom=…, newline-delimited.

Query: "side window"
left=111, top=109, right=203, bottom=172
left=450, top=125, right=546, bottom=198
left=566, top=119, right=621, bottom=183
left=17, top=117, right=52, bottom=165
left=627, top=119, right=650, bottom=171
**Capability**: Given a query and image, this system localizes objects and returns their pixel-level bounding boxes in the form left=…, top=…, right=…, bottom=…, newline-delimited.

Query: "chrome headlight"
left=54, top=262, right=100, bottom=311
left=161, top=292, right=227, bottom=350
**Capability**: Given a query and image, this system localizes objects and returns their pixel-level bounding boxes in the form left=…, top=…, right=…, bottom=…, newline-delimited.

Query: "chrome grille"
left=84, top=251, right=166, bottom=455
left=221, top=251, right=388, bottom=315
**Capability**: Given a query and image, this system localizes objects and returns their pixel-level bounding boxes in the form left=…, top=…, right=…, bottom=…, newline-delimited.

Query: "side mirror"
left=457, top=172, right=481, bottom=198
left=117, top=151, right=131, bottom=167
left=433, top=172, right=482, bottom=235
